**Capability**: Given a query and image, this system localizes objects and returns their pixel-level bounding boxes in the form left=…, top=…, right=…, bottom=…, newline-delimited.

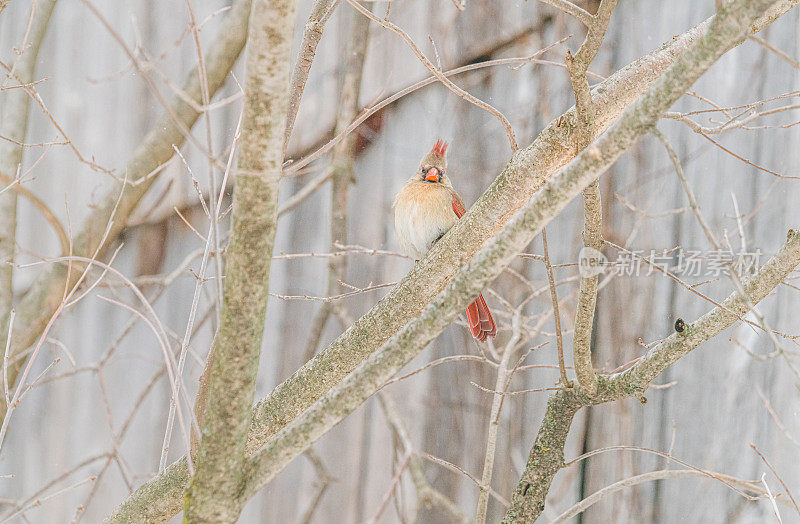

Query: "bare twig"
left=541, top=229, right=568, bottom=386
left=0, top=0, right=58, bottom=405
left=551, top=468, right=771, bottom=523
left=537, top=0, right=592, bottom=26
left=748, top=34, right=799, bottom=68
left=344, top=0, right=518, bottom=150
left=284, top=0, right=339, bottom=148
left=653, top=127, right=718, bottom=246
left=761, top=473, right=783, bottom=523
left=277, top=167, right=334, bottom=217
left=751, top=444, right=800, bottom=516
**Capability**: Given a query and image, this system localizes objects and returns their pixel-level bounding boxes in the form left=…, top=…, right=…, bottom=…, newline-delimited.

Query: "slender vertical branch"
left=378, top=392, right=468, bottom=523
left=541, top=228, right=569, bottom=386
left=328, top=5, right=370, bottom=308
left=284, top=0, right=338, bottom=148
left=183, top=0, right=224, bottom=322
left=475, top=310, right=524, bottom=523
left=183, top=0, right=298, bottom=521
left=302, top=5, right=371, bottom=361
left=566, top=0, right=616, bottom=396
left=0, top=0, right=58, bottom=396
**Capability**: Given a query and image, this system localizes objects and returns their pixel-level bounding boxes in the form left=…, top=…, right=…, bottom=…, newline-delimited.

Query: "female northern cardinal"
left=393, top=139, right=497, bottom=342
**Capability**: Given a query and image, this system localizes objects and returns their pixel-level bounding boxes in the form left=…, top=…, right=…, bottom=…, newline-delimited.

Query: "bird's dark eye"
left=421, top=167, right=428, bottom=174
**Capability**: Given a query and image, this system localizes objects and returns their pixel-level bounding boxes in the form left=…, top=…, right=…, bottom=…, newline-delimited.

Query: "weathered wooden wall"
left=0, top=0, right=798, bottom=522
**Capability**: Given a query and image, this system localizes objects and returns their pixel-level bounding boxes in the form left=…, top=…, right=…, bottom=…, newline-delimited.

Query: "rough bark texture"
left=182, top=0, right=297, bottom=522
left=502, top=391, right=583, bottom=523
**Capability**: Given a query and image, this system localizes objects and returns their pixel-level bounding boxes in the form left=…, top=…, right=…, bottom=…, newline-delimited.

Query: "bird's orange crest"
left=430, top=139, right=448, bottom=158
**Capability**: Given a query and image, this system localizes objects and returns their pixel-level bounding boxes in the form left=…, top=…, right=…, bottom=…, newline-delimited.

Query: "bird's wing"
left=451, top=192, right=466, bottom=218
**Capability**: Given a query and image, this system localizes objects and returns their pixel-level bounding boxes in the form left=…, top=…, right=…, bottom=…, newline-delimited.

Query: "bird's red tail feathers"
left=466, top=294, right=496, bottom=342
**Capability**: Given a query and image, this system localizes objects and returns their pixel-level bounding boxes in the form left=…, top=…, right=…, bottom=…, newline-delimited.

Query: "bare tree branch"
left=605, top=230, right=800, bottom=398
left=183, top=0, right=298, bottom=520
left=507, top=231, right=800, bottom=521
left=566, top=0, right=617, bottom=396
left=301, top=5, right=371, bottom=364
left=502, top=0, right=795, bottom=520
left=541, top=228, right=569, bottom=386
left=233, top=0, right=794, bottom=507
left=106, top=2, right=799, bottom=520
left=537, top=0, right=593, bottom=26
left=1, top=0, right=252, bottom=423
left=0, top=172, right=69, bottom=256
left=344, top=0, right=518, bottom=150
left=284, top=0, right=339, bottom=148
left=0, top=0, right=57, bottom=395
left=475, top=309, right=525, bottom=523
left=377, top=392, right=469, bottom=523
left=551, top=468, right=773, bottom=523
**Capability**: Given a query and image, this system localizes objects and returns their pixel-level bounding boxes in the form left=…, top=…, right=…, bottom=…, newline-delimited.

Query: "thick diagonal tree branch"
left=602, top=232, right=800, bottom=400
left=182, top=0, right=297, bottom=521
left=506, top=230, right=800, bottom=521
left=566, top=0, right=617, bottom=396
left=245, top=0, right=796, bottom=457
left=0, top=0, right=58, bottom=389
left=1, top=0, right=252, bottom=422
left=502, top=3, right=792, bottom=519
left=107, top=2, right=798, bottom=520
left=230, top=0, right=789, bottom=508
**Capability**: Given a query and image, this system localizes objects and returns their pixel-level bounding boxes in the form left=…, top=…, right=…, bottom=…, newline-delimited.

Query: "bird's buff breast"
left=394, top=182, right=457, bottom=260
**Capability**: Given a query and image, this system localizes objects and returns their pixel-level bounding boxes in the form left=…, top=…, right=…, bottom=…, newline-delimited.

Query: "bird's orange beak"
left=425, top=167, right=440, bottom=182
